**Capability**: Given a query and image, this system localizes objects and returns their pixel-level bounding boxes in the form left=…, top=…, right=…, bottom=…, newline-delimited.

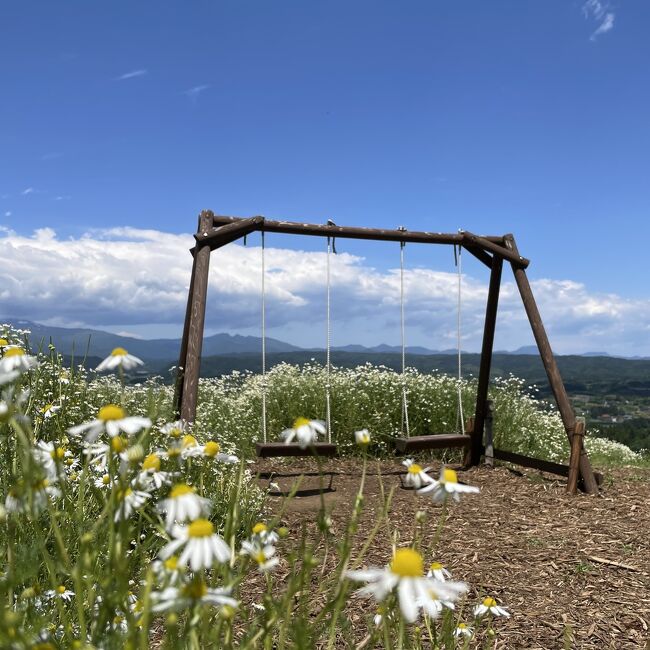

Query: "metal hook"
left=327, top=219, right=338, bottom=253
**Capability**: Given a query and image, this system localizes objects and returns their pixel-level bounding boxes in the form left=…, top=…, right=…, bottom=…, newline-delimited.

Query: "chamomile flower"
left=94, top=474, right=113, bottom=489
left=152, top=555, right=184, bottom=585
left=280, top=417, right=326, bottom=448
left=161, top=420, right=188, bottom=439
left=417, top=467, right=480, bottom=502
left=45, top=586, right=75, bottom=602
left=427, top=561, right=451, bottom=582
left=474, top=597, right=510, bottom=618
left=84, top=442, right=111, bottom=471
left=402, top=459, right=434, bottom=489
left=32, top=441, right=68, bottom=479
left=345, top=548, right=468, bottom=623
left=354, top=429, right=371, bottom=447
left=250, top=522, right=279, bottom=544
left=151, top=578, right=237, bottom=613
left=114, top=485, right=151, bottom=522
left=68, top=405, right=151, bottom=442
left=0, top=347, right=38, bottom=374
left=96, top=347, right=144, bottom=372
left=240, top=539, right=279, bottom=572
left=454, top=622, right=473, bottom=638
left=157, top=483, right=211, bottom=528
left=159, top=519, right=231, bottom=571
left=182, top=439, right=238, bottom=463
left=137, top=453, right=172, bottom=489
left=39, top=403, right=61, bottom=420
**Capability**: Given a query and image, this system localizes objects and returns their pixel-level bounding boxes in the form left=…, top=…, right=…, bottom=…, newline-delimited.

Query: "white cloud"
left=184, top=84, right=210, bottom=103
left=21, top=187, right=35, bottom=195
left=3, top=212, right=10, bottom=217
left=116, top=69, right=148, bottom=81
left=582, top=0, right=616, bottom=40
left=0, top=226, right=648, bottom=356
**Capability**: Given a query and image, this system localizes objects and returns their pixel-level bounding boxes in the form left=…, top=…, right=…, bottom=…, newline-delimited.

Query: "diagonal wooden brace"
left=193, top=216, right=265, bottom=252
left=462, top=231, right=530, bottom=268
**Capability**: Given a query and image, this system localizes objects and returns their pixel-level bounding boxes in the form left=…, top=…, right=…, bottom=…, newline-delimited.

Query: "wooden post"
left=505, top=235, right=598, bottom=494
left=173, top=250, right=197, bottom=417
left=484, top=400, right=494, bottom=468
left=467, top=256, right=503, bottom=466
left=180, top=210, right=213, bottom=423
left=566, top=418, right=586, bottom=494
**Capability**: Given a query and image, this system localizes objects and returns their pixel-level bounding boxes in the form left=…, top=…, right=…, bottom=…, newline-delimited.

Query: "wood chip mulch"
left=251, top=458, right=650, bottom=649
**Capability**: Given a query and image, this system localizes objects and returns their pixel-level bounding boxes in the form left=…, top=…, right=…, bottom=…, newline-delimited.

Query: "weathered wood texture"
left=193, top=216, right=265, bottom=252
left=394, top=433, right=472, bottom=454
left=566, top=418, right=586, bottom=494
left=505, top=235, right=598, bottom=494
left=462, top=231, right=529, bottom=268
left=468, top=256, right=503, bottom=465
left=180, top=210, right=213, bottom=423
left=255, top=442, right=338, bottom=458
left=211, top=214, right=506, bottom=246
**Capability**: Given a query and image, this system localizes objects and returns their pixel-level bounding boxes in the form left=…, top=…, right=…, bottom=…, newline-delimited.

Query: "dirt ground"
left=252, top=457, right=650, bottom=649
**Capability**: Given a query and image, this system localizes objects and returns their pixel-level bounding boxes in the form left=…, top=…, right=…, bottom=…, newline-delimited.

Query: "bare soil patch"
left=252, top=458, right=650, bottom=649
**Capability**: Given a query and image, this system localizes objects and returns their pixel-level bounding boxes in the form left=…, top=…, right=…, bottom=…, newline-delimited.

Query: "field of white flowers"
left=0, top=324, right=641, bottom=648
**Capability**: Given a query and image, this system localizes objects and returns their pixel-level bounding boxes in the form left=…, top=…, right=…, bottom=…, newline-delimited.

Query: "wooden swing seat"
left=256, top=442, right=338, bottom=458
left=394, top=433, right=471, bottom=454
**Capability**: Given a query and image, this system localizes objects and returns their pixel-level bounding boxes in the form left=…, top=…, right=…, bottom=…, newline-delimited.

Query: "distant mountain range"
left=3, top=318, right=648, bottom=363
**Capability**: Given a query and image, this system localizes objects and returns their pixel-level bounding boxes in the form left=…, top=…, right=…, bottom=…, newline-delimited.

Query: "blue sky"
left=2, top=1, right=649, bottom=354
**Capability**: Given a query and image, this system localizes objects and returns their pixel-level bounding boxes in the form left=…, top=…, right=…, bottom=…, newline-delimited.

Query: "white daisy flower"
left=152, top=555, right=184, bottom=585
left=417, top=467, right=480, bottom=502
left=402, top=459, right=434, bottom=489
left=39, top=403, right=61, bottom=420
left=84, top=442, right=111, bottom=471
left=427, top=561, right=451, bottom=582
left=0, top=347, right=38, bottom=374
left=182, top=439, right=238, bottom=463
left=250, top=522, right=279, bottom=545
left=354, top=429, right=371, bottom=447
left=68, top=404, right=151, bottom=442
left=345, top=548, right=468, bottom=623
left=474, top=597, right=510, bottom=618
left=96, top=347, right=144, bottom=372
left=159, top=519, right=232, bottom=571
left=157, top=483, right=211, bottom=528
left=151, top=578, right=237, bottom=613
left=161, top=420, right=189, bottom=439
left=45, top=585, right=75, bottom=602
left=240, top=539, right=280, bottom=572
left=137, top=453, right=172, bottom=489
left=94, top=474, right=113, bottom=489
left=454, top=622, right=473, bottom=638
left=6, top=478, right=61, bottom=514
left=280, top=417, right=326, bottom=448
left=114, top=485, right=151, bottom=522
left=32, top=441, right=68, bottom=478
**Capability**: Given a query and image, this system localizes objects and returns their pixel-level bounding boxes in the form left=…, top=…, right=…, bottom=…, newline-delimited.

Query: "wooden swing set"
left=174, top=210, right=601, bottom=495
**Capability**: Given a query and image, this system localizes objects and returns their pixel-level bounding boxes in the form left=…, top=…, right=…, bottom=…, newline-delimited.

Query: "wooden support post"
left=566, top=418, right=586, bottom=494
left=467, top=256, right=503, bottom=466
left=505, top=235, right=598, bottom=494
left=173, top=251, right=197, bottom=417
left=180, top=210, right=213, bottom=423
left=484, top=400, right=494, bottom=468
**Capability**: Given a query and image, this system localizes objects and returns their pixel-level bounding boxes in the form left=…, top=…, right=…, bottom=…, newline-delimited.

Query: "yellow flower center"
left=34, top=478, right=49, bottom=490
left=357, top=432, right=370, bottom=444
left=483, top=597, right=497, bottom=607
left=187, top=518, right=214, bottom=538
left=458, top=623, right=467, bottom=629
left=430, top=562, right=443, bottom=571
left=252, top=522, right=268, bottom=535
left=203, top=441, right=220, bottom=456
left=111, top=437, right=127, bottom=453
left=0, top=338, right=7, bottom=346
left=170, top=483, right=195, bottom=498
left=113, top=615, right=123, bottom=624
left=442, top=468, right=458, bottom=483
left=182, top=434, right=197, bottom=448
left=164, top=556, right=178, bottom=571
left=98, top=404, right=125, bottom=421
left=183, top=580, right=208, bottom=599
left=293, top=417, right=310, bottom=428
left=254, top=551, right=267, bottom=564
left=142, top=454, right=161, bottom=472
left=50, top=447, right=65, bottom=460
left=102, top=475, right=110, bottom=485
left=117, top=488, right=133, bottom=501
left=111, top=347, right=128, bottom=357
left=41, top=404, right=54, bottom=414
left=168, top=427, right=182, bottom=438
left=57, top=585, right=66, bottom=594
left=167, top=446, right=181, bottom=457
left=3, top=347, right=25, bottom=358
left=391, top=548, right=424, bottom=578
left=408, top=464, right=423, bottom=474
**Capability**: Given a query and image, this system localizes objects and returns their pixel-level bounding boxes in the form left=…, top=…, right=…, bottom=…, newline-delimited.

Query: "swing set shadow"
left=174, top=211, right=601, bottom=496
